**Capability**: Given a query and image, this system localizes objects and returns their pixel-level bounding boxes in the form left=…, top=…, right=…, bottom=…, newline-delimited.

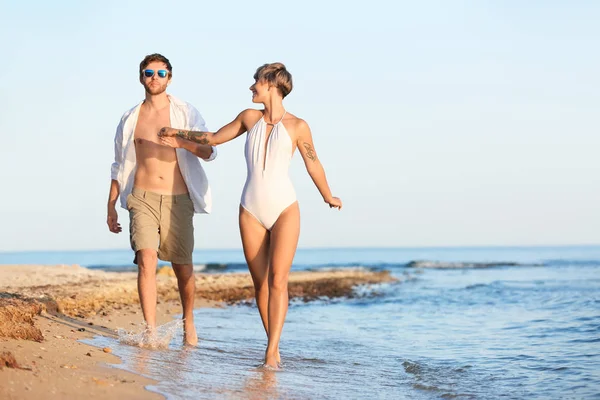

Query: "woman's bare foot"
left=264, top=351, right=280, bottom=369
left=183, top=320, right=198, bottom=346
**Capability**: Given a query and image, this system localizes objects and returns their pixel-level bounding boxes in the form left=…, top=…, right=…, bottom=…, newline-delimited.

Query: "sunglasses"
left=143, top=69, right=169, bottom=78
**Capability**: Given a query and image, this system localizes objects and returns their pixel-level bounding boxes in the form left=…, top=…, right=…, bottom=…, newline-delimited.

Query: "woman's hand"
left=158, top=127, right=178, bottom=137
left=326, top=197, right=342, bottom=210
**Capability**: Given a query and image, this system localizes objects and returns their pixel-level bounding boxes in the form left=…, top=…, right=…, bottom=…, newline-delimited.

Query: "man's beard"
left=144, top=81, right=167, bottom=95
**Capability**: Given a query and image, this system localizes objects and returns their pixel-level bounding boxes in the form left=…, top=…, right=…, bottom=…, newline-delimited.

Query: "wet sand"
left=0, top=264, right=396, bottom=399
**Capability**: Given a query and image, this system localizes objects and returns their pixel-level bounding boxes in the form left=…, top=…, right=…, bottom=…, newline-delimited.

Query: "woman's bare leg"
left=239, top=206, right=274, bottom=357
left=264, top=202, right=300, bottom=368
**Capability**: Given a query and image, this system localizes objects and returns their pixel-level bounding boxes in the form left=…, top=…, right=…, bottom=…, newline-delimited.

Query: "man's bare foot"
left=140, top=325, right=158, bottom=349
left=183, top=319, right=198, bottom=346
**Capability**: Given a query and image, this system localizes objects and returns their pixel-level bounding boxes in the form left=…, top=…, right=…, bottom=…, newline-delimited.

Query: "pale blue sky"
left=0, top=0, right=598, bottom=252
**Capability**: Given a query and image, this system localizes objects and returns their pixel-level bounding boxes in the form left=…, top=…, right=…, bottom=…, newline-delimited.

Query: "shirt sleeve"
left=110, top=117, right=125, bottom=180
left=189, top=105, right=217, bottom=162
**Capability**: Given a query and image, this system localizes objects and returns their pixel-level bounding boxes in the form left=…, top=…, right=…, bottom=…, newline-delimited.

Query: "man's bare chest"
left=134, top=110, right=171, bottom=143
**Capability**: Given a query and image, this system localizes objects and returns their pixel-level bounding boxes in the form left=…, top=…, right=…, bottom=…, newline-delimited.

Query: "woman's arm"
left=296, top=119, right=342, bottom=209
left=159, top=110, right=249, bottom=146
left=158, top=136, right=215, bottom=159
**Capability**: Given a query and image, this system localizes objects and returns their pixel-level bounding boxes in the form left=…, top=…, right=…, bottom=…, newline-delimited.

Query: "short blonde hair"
left=254, top=62, right=293, bottom=98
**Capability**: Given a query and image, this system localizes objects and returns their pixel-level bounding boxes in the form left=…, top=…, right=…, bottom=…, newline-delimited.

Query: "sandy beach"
left=0, top=264, right=396, bottom=399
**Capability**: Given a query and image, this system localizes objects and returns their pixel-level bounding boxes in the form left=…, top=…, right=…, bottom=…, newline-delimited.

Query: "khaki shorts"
left=127, top=188, right=195, bottom=265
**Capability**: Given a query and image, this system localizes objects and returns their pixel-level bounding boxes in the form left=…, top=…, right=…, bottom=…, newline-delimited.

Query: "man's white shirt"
left=111, top=95, right=217, bottom=214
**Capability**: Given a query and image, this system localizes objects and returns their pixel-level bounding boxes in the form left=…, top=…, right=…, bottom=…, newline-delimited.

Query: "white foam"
left=117, top=319, right=183, bottom=349
left=193, top=264, right=207, bottom=272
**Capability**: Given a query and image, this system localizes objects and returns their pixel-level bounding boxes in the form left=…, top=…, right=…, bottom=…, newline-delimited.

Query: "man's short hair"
left=139, top=53, right=172, bottom=79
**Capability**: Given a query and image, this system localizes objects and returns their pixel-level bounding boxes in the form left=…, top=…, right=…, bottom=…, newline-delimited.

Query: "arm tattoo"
left=303, top=142, right=317, bottom=162
left=176, top=130, right=209, bottom=145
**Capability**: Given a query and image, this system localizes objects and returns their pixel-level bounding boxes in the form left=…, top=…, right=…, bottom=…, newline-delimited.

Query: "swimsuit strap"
left=276, top=111, right=287, bottom=125
left=265, top=110, right=287, bottom=126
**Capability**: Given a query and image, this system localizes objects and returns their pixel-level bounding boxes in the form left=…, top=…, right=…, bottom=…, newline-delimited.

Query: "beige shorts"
left=127, top=188, right=195, bottom=265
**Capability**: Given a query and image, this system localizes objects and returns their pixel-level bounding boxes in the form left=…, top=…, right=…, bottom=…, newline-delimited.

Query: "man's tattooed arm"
left=175, top=130, right=210, bottom=145
left=302, top=142, right=317, bottom=162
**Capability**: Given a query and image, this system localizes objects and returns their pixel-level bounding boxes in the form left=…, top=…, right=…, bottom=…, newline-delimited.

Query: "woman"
left=158, top=62, right=342, bottom=368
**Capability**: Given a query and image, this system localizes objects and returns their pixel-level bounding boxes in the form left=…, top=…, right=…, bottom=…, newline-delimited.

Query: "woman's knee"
left=251, top=273, right=269, bottom=292
left=269, top=271, right=289, bottom=292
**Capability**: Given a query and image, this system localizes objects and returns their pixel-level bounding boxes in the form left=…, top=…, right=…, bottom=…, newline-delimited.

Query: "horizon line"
left=1, top=243, right=599, bottom=255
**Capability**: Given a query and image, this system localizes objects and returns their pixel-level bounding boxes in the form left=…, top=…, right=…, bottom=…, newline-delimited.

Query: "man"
left=107, top=53, right=216, bottom=346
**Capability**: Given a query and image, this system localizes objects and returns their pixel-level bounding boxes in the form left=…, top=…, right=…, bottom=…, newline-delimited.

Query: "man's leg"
left=128, top=189, right=161, bottom=331
left=172, top=263, right=197, bottom=346
left=137, top=249, right=159, bottom=328
left=160, top=193, right=197, bottom=345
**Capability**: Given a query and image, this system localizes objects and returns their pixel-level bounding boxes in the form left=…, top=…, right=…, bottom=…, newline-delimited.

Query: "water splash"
left=117, top=319, right=183, bottom=349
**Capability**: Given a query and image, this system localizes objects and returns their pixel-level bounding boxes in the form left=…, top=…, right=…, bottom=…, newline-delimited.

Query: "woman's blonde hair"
left=254, top=62, right=293, bottom=98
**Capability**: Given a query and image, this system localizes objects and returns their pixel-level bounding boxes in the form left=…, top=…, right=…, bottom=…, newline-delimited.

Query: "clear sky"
left=0, top=0, right=598, bottom=252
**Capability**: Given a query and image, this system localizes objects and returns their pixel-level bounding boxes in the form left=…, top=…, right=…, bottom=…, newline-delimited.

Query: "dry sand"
left=0, top=264, right=397, bottom=399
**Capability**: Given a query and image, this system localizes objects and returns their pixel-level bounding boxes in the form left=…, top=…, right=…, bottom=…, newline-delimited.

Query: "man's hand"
left=158, top=127, right=178, bottom=137
left=107, top=207, right=122, bottom=233
left=159, top=135, right=183, bottom=148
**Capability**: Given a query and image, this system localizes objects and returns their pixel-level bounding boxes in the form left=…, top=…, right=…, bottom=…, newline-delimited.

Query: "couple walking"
left=107, top=53, right=341, bottom=369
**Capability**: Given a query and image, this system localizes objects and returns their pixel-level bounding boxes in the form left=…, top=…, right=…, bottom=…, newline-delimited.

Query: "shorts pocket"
left=126, top=193, right=134, bottom=210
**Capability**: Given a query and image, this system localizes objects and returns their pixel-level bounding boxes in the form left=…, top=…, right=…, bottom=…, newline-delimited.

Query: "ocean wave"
left=542, top=259, right=600, bottom=267
left=85, top=262, right=248, bottom=273
left=405, top=260, right=544, bottom=269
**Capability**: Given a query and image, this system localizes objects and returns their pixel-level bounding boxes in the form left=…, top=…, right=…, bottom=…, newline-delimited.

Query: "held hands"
left=159, top=135, right=183, bottom=148
left=107, top=207, right=122, bottom=233
left=326, top=197, right=343, bottom=210
left=158, top=127, right=182, bottom=148
left=158, top=127, right=177, bottom=137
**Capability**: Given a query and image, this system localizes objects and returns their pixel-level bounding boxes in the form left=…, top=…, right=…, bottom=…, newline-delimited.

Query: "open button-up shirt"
left=111, top=95, right=217, bottom=214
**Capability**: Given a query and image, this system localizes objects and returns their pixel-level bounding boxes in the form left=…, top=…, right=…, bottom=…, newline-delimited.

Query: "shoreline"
left=0, top=264, right=397, bottom=399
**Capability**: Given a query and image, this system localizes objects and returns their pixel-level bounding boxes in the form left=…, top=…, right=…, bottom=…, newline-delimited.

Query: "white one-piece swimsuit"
left=240, top=112, right=297, bottom=230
